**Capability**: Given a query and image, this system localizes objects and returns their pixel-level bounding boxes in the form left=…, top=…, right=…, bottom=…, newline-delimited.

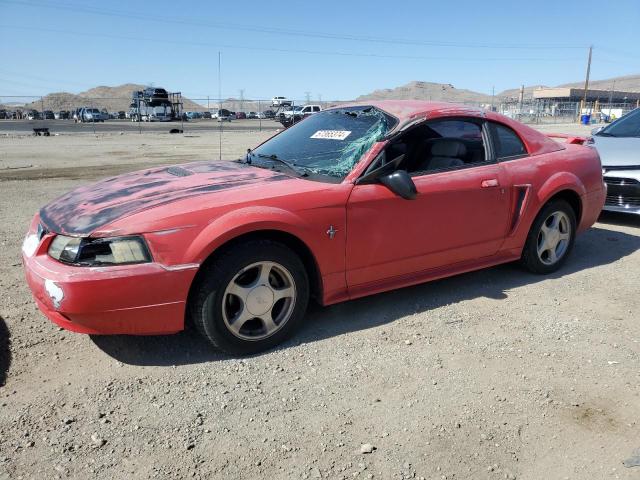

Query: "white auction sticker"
left=310, top=130, right=351, bottom=140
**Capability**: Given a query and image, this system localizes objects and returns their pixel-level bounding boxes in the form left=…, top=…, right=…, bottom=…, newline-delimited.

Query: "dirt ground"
left=0, top=123, right=638, bottom=480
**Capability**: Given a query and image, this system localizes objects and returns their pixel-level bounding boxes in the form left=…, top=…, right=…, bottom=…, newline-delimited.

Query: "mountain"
left=16, top=84, right=206, bottom=112
left=356, top=81, right=493, bottom=104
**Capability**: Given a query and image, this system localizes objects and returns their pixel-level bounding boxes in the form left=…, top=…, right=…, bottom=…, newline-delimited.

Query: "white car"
left=589, top=107, right=640, bottom=215
left=281, top=104, right=322, bottom=118
left=80, top=108, right=107, bottom=122
left=271, top=96, right=292, bottom=108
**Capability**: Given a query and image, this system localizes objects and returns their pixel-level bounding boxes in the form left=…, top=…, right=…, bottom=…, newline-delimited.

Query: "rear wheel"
left=521, top=199, right=576, bottom=274
left=190, top=240, right=309, bottom=355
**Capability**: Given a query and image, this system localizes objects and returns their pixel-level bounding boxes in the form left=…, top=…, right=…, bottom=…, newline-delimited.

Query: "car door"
left=346, top=117, right=511, bottom=288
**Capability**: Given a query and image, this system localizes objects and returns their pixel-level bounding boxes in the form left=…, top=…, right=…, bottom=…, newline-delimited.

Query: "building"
left=532, top=87, right=640, bottom=104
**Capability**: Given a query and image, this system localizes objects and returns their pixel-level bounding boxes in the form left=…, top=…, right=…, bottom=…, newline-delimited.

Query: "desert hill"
left=18, top=84, right=206, bottom=112
left=356, top=81, right=493, bottom=104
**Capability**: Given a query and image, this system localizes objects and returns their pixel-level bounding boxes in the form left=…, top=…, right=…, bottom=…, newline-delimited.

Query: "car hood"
left=39, top=161, right=291, bottom=236
left=591, top=135, right=640, bottom=167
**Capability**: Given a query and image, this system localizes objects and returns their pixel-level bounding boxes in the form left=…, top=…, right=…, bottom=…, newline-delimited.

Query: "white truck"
left=278, top=104, right=322, bottom=127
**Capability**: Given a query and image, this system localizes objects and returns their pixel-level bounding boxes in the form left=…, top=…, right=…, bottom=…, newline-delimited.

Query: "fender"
left=512, top=171, right=585, bottom=240
left=536, top=171, right=586, bottom=206
left=500, top=172, right=587, bottom=255
left=186, top=206, right=318, bottom=264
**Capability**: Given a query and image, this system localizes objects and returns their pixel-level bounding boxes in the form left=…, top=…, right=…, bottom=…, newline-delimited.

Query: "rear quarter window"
left=490, top=122, right=527, bottom=159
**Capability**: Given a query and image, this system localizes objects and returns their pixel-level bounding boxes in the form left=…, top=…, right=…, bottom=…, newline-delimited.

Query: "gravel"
left=0, top=126, right=639, bottom=479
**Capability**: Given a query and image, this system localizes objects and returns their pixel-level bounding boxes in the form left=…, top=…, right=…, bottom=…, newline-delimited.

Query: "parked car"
left=0, top=109, right=8, bottom=119
left=185, top=111, right=201, bottom=120
left=235, top=112, right=247, bottom=120
left=263, top=110, right=276, bottom=119
left=216, top=109, right=233, bottom=122
left=202, top=111, right=212, bottom=119
left=55, top=111, right=70, bottom=120
left=143, top=87, right=169, bottom=100
left=72, top=108, right=83, bottom=122
left=278, top=104, right=322, bottom=127
left=79, top=108, right=107, bottom=122
left=43, top=110, right=55, bottom=120
left=589, top=107, right=640, bottom=214
left=22, top=101, right=605, bottom=355
left=271, top=96, right=292, bottom=108
left=247, top=111, right=257, bottom=119
left=26, top=110, right=41, bottom=120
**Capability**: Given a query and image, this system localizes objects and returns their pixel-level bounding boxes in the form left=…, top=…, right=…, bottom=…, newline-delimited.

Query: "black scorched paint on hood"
left=39, top=161, right=288, bottom=236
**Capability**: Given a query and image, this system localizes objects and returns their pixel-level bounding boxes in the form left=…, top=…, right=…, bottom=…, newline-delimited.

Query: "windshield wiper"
left=596, top=131, right=616, bottom=137
left=249, top=152, right=308, bottom=177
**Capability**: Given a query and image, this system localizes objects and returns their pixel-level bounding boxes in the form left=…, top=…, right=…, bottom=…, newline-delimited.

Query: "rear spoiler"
left=545, top=133, right=588, bottom=145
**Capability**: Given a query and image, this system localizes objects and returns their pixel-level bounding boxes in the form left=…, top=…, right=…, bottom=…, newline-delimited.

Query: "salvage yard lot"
left=0, top=124, right=639, bottom=479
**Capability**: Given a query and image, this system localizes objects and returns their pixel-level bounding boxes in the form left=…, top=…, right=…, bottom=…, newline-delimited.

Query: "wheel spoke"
left=226, top=281, right=252, bottom=299
left=255, top=262, right=273, bottom=287
left=228, top=309, right=254, bottom=335
left=537, top=240, right=549, bottom=257
left=547, top=247, right=558, bottom=264
left=258, top=313, right=278, bottom=334
left=549, top=213, right=560, bottom=231
left=272, top=285, right=295, bottom=302
left=540, top=222, right=551, bottom=236
left=558, top=232, right=570, bottom=241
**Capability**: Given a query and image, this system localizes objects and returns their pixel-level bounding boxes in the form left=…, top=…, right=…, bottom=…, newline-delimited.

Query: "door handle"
left=481, top=179, right=499, bottom=188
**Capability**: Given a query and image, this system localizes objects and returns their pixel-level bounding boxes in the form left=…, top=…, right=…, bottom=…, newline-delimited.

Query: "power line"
left=0, top=25, right=586, bottom=63
left=1, top=0, right=590, bottom=50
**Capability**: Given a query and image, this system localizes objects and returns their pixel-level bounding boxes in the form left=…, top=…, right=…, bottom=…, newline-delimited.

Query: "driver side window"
left=388, top=118, right=490, bottom=175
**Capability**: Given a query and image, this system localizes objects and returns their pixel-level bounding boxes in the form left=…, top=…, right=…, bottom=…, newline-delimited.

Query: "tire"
left=189, top=240, right=310, bottom=355
left=520, top=199, right=577, bottom=274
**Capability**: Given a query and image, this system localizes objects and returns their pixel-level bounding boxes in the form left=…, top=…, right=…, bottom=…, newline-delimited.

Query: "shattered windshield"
left=251, top=106, right=396, bottom=179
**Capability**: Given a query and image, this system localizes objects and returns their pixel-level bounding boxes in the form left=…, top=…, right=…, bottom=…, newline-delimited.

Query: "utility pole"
left=582, top=45, right=593, bottom=109
left=491, top=86, right=495, bottom=111
left=518, top=85, right=524, bottom=113
left=304, top=91, right=311, bottom=104
left=218, top=51, right=222, bottom=161
left=239, top=89, right=244, bottom=112
left=608, top=79, right=615, bottom=104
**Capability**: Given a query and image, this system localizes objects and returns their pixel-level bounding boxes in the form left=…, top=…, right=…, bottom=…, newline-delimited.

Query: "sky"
left=0, top=0, right=639, bottom=102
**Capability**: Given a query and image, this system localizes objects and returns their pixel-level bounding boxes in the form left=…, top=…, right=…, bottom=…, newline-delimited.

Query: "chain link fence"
left=494, top=99, right=638, bottom=125
left=1, top=94, right=638, bottom=134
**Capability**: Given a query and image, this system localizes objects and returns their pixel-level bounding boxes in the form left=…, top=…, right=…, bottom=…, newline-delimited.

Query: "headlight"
left=48, top=235, right=151, bottom=266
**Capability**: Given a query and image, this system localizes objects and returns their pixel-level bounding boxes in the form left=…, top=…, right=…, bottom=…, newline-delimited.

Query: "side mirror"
left=378, top=170, right=417, bottom=200
left=591, top=126, right=603, bottom=135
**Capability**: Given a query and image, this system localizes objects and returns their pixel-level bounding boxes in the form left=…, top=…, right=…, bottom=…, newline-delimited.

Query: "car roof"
left=331, top=100, right=564, bottom=156
left=332, top=100, right=485, bottom=122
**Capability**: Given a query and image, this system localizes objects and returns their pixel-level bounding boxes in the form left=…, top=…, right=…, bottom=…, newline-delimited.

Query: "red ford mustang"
left=22, top=101, right=605, bottom=354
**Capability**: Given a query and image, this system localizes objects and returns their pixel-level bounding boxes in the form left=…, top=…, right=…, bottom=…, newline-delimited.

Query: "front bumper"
left=22, top=227, right=198, bottom=335
left=603, top=169, right=640, bottom=215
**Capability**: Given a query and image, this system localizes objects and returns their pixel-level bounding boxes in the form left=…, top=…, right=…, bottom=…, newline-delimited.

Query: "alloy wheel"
left=536, top=211, right=571, bottom=265
left=222, top=261, right=297, bottom=341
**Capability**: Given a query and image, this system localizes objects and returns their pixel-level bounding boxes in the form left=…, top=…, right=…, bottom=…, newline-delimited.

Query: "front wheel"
left=520, top=199, right=576, bottom=274
left=190, top=240, right=309, bottom=355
